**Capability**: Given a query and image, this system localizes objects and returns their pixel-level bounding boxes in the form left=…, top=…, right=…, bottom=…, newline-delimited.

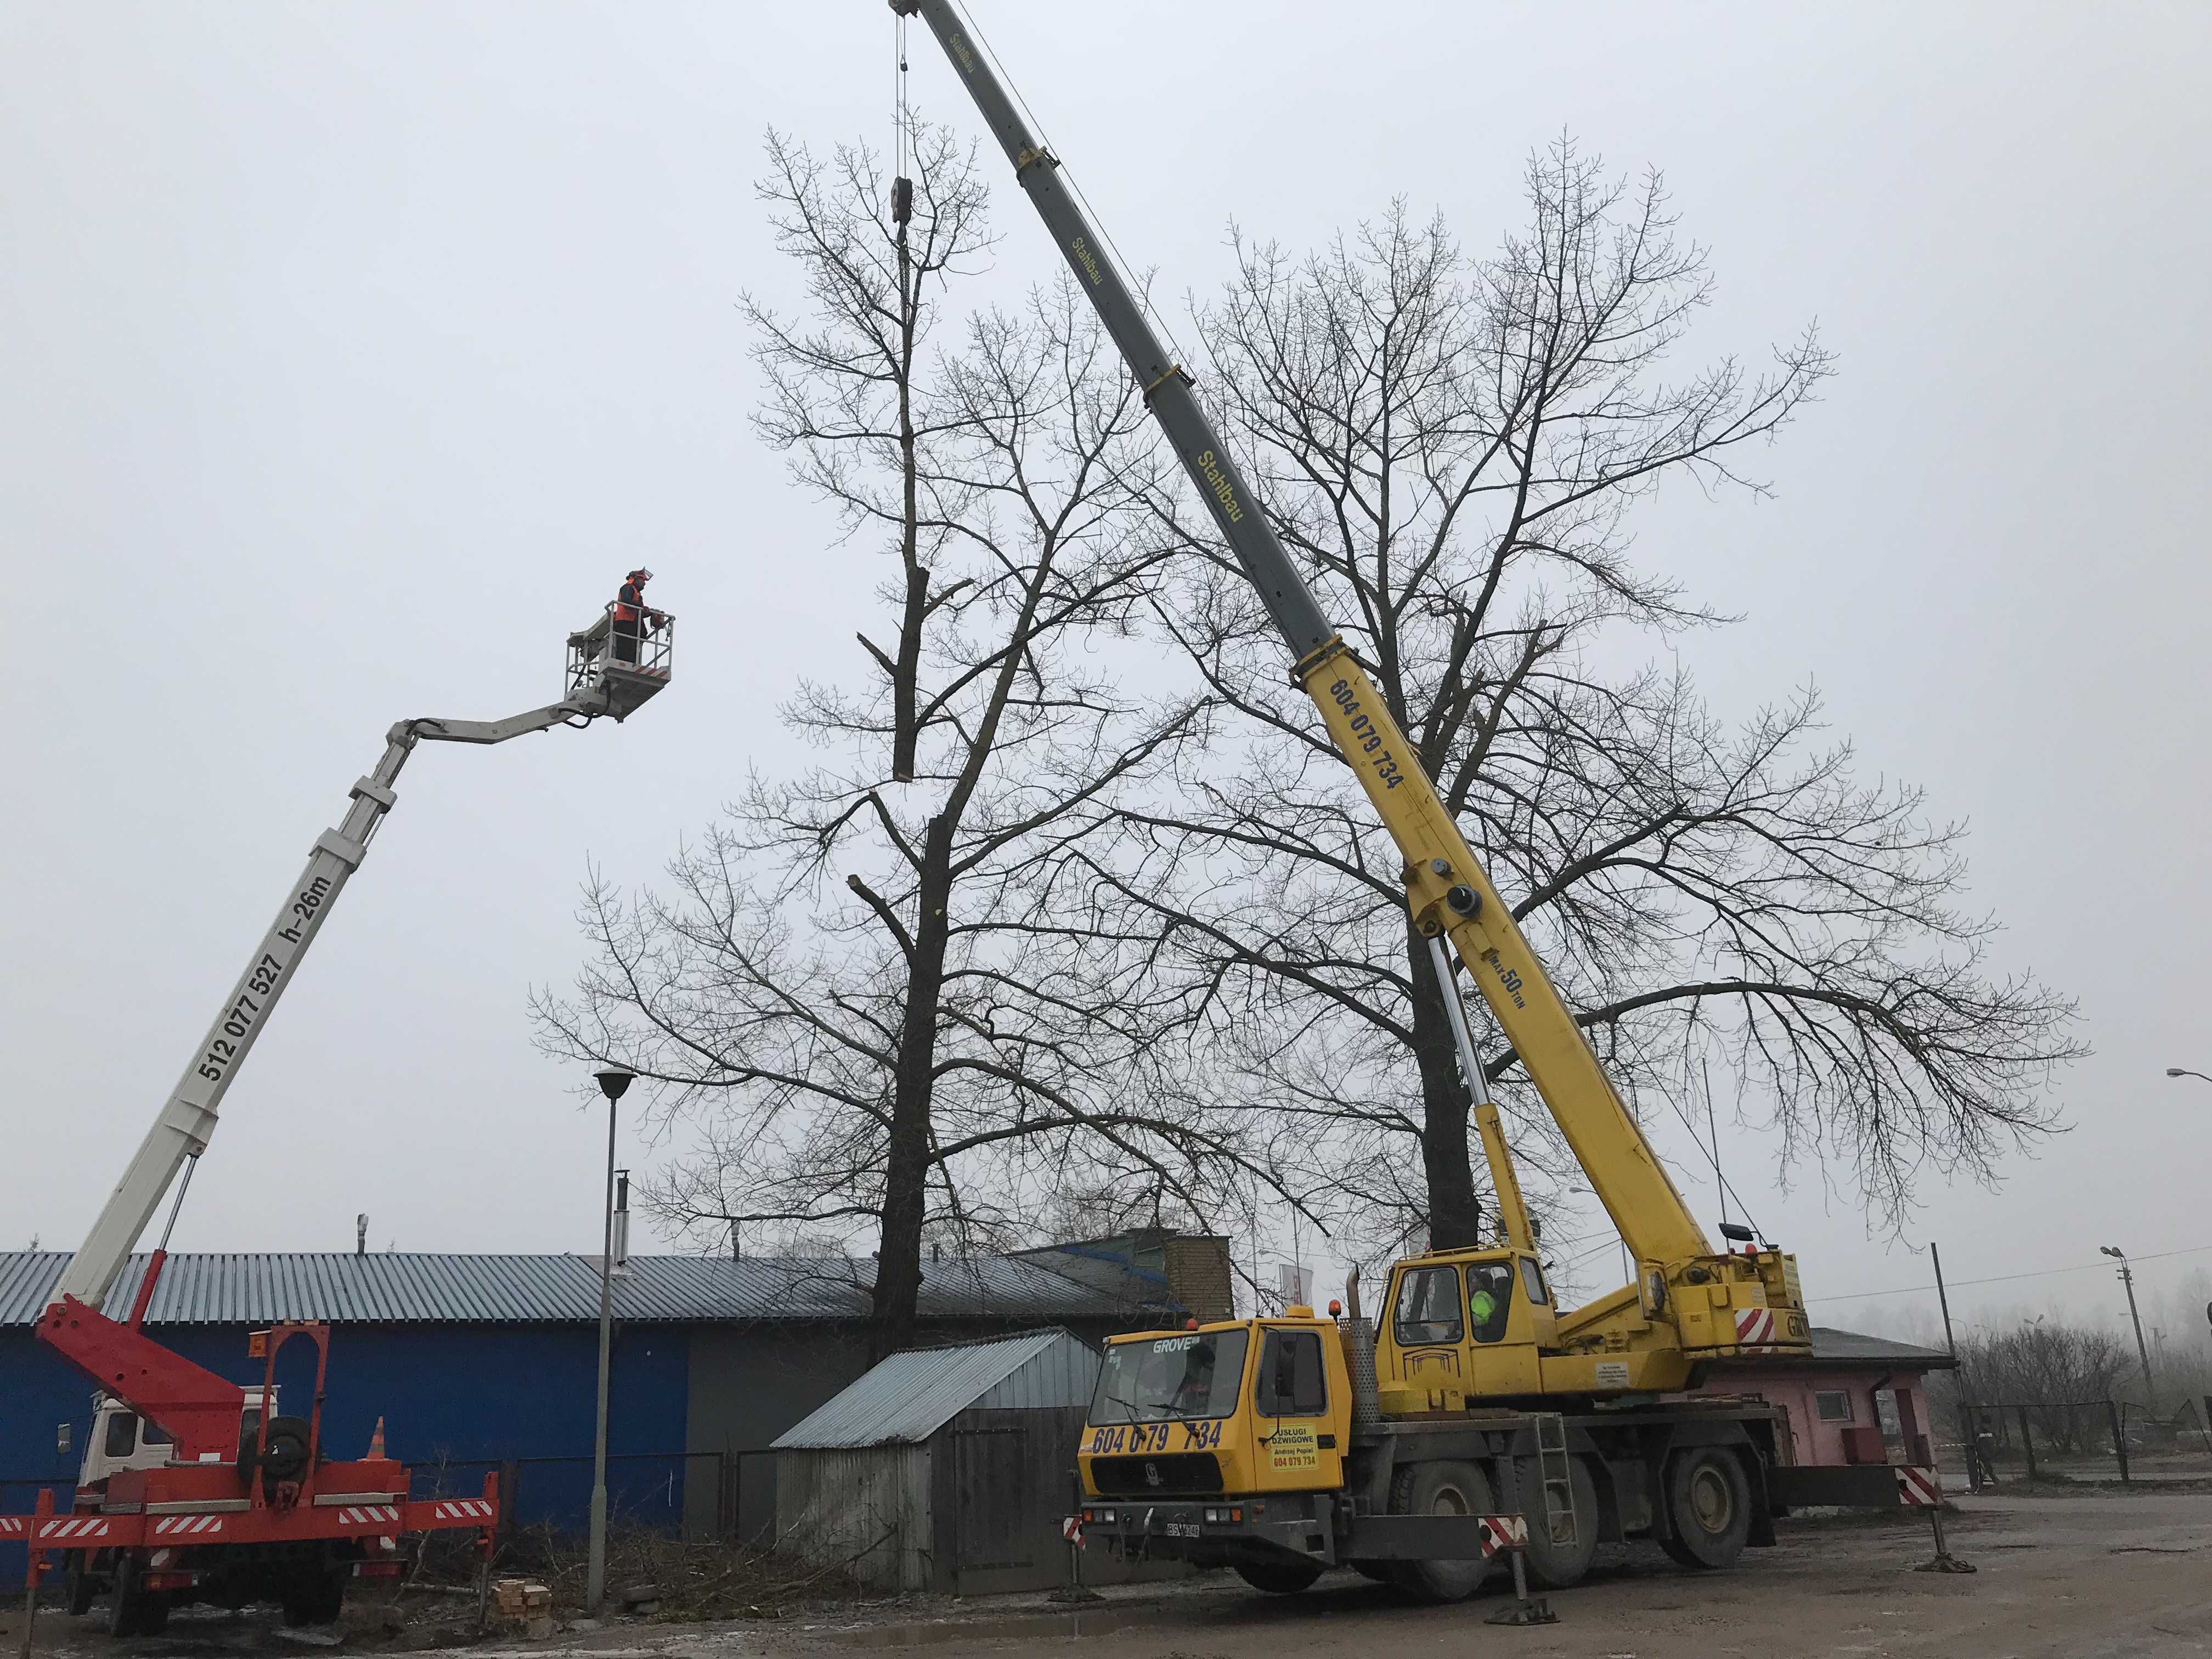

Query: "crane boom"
left=52, top=685, right=644, bottom=1314
left=894, top=0, right=1711, bottom=1269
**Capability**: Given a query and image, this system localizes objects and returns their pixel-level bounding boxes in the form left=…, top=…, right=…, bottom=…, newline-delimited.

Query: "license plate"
left=1161, top=1522, right=1200, bottom=1537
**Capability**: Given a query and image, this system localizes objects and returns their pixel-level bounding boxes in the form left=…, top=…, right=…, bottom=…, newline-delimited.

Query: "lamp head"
left=2100, top=1245, right=2124, bottom=1260
left=594, top=1067, right=637, bottom=1102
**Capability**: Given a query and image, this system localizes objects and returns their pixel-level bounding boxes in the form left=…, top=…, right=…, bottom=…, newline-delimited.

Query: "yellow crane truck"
left=896, top=0, right=1900, bottom=1601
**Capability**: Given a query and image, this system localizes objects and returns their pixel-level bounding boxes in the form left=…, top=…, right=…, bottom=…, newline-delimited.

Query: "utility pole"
left=1931, top=1242, right=1980, bottom=1491
left=2100, top=1245, right=2157, bottom=1409
left=587, top=1068, right=636, bottom=1614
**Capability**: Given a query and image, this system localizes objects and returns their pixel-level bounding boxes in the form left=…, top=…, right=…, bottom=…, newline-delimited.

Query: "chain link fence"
left=1950, top=1400, right=2212, bottom=1486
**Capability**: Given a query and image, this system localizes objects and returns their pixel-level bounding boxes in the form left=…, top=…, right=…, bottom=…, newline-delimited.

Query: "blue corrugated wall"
left=0, top=1322, right=690, bottom=1578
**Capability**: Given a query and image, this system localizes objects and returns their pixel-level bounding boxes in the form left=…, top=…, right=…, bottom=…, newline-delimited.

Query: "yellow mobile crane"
left=895, top=0, right=1865, bottom=1603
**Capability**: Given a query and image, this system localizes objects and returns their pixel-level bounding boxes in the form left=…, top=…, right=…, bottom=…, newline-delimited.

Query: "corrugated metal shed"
left=0, top=1251, right=1164, bottom=1329
left=773, top=1328, right=1099, bottom=1449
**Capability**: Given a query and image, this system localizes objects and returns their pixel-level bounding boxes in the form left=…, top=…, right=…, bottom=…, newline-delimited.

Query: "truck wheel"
left=108, top=1555, right=170, bottom=1638
left=1516, top=1454, right=1600, bottom=1589
left=1389, top=1459, right=1496, bottom=1602
left=1233, top=1559, right=1324, bottom=1594
left=66, top=1552, right=95, bottom=1617
left=1348, top=1561, right=1395, bottom=1583
left=281, top=1567, right=347, bottom=1627
left=1658, top=1447, right=1751, bottom=1570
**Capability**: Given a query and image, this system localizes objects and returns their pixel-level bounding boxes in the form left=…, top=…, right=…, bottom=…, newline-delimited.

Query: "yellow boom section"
left=1298, top=647, right=1711, bottom=1268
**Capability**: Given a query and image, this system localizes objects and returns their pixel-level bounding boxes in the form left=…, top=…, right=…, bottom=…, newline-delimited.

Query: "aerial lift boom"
left=18, top=603, right=672, bottom=1635
left=54, top=693, right=646, bottom=1317
left=894, top=0, right=1807, bottom=1383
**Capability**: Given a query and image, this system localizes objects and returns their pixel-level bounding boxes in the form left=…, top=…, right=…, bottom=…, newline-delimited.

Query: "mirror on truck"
left=56, top=1421, right=71, bottom=1457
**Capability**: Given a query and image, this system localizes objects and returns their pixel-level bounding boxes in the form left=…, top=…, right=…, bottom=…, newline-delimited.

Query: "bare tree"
left=1103, top=139, right=2079, bottom=1261
left=1949, top=1318, right=2134, bottom=1452
left=534, top=128, right=1240, bottom=1355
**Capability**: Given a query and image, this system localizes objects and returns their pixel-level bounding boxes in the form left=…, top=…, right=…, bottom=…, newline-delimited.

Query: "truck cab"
left=1078, top=1315, right=1352, bottom=1505
left=77, top=1390, right=274, bottom=1493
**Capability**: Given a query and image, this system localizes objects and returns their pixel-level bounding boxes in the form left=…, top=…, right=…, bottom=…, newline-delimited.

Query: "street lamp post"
left=586, top=1067, right=635, bottom=1615
left=2100, top=1245, right=2157, bottom=1410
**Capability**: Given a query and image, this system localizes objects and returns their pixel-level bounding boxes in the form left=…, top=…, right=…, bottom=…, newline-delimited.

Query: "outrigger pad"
left=1916, top=1554, right=1978, bottom=1575
left=1486, top=1595, right=1559, bottom=1626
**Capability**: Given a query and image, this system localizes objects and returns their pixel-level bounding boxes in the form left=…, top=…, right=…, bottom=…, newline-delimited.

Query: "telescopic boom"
left=891, top=0, right=1714, bottom=1272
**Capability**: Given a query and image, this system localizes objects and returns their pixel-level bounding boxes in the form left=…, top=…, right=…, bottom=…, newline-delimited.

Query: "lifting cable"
left=942, top=0, right=1199, bottom=374
left=890, top=9, right=913, bottom=232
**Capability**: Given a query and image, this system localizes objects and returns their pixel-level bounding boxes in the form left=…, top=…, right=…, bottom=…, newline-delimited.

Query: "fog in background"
left=4, top=3, right=2207, bottom=1353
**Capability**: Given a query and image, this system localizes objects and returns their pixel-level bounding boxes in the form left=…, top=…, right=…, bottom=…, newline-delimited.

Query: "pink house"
left=1691, top=1327, right=1957, bottom=1472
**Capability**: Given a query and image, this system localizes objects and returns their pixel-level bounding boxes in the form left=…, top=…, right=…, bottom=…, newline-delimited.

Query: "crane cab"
left=1375, top=1249, right=1561, bottom=1412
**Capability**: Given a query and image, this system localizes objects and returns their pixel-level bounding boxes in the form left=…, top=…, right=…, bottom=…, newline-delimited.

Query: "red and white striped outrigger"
left=10, top=1481, right=497, bottom=1559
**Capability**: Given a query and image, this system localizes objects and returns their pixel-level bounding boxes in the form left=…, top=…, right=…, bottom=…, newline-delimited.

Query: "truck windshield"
left=1089, top=1330, right=1250, bottom=1423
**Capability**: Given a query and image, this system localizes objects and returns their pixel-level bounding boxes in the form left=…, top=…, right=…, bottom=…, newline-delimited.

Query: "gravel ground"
left=9, top=1488, right=2209, bottom=1659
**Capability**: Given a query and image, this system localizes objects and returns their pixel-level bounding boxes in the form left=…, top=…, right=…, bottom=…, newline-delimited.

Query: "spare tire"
left=238, top=1415, right=315, bottom=1496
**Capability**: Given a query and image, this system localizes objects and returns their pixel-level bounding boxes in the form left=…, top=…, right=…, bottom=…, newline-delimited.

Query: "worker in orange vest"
left=611, top=567, right=665, bottom=668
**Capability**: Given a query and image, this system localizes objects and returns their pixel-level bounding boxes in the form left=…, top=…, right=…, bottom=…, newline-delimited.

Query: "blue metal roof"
left=0, top=1251, right=1166, bottom=1329
left=772, top=1328, right=1098, bottom=1449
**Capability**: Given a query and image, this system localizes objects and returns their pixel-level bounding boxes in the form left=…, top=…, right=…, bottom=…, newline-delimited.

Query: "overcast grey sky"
left=4, top=3, right=2207, bottom=1350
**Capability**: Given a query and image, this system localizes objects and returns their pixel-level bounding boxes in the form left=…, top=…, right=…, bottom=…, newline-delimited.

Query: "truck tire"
left=1516, top=1454, right=1601, bottom=1590
left=1658, top=1447, right=1751, bottom=1570
left=1389, top=1459, right=1496, bottom=1602
left=66, top=1552, right=95, bottom=1617
left=108, top=1554, right=170, bottom=1638
left=281, top=1566, right=347, bottom=1627
left=1233, top=1559, right=1324, bottom=1594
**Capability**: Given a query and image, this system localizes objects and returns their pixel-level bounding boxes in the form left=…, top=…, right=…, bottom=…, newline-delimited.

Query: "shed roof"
left=1806, top=1327, right=1957, bottom=1369
left=1705, top=1325, right=1957, bottom=1374
left=772, top=1327, right=1099, bottom=1450
left=0, top=1251, right=1172, bottom=1330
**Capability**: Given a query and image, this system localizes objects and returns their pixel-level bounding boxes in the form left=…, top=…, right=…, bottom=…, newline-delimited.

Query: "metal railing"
left=567, top=601, right=674, bottom=702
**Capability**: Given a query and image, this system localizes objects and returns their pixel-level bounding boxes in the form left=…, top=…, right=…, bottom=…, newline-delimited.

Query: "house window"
left=1814, top=1390, right=1853, bottom=1423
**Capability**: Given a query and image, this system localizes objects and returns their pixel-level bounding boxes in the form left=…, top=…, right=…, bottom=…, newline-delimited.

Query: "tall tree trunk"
left=1407, top=922, right=1482, bottom=1249
left=871, top=813, right=953, bottom=1356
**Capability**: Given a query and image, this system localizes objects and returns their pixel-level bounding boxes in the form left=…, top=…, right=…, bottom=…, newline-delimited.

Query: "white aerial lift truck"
left=8, top=598, right=671, bottom=1634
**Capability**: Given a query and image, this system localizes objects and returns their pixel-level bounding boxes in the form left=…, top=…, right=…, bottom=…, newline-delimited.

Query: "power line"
left=1803, top=1240, right=2212, bottom=1305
